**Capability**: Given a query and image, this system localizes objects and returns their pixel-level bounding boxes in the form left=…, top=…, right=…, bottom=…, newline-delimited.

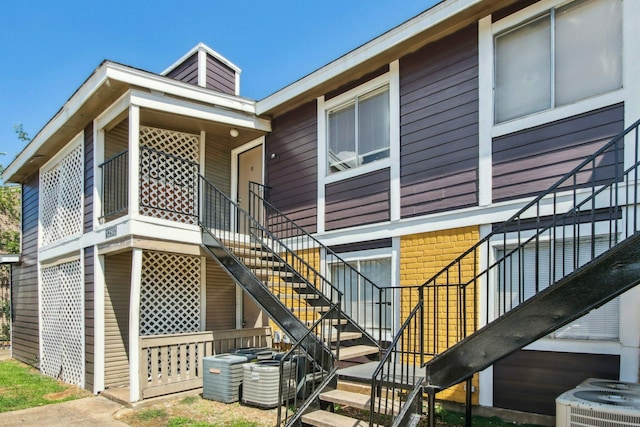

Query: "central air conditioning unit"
left=556, top=378, right=640, bottom=427
left=577, top=378, right=640, bottom=395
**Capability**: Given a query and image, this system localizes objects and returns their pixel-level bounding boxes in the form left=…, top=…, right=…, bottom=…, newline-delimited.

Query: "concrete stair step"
left=337, top=380, right=372, bottom=395
left=301, top=410, right=379, bottom=427
left=320, top=389, right=400, bottom=415
left=335, top=345, right=379, bottom=361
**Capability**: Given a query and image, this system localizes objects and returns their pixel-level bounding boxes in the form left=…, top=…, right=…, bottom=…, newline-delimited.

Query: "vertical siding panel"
left=205, top=54, right=235, bottom=95
left=84, top=246, right=94, bottom=391
left=205, top=259, right=236, bottom=331
left=166, top=53, right=199, bottom=86
left=104, top=252, right=131, bottom=388
left=84, top=122, right=94, bottom=233
left=325, top=168, right=390, bottom=231
left=399, top=24, right=479, bottom=218
left=492, top=103, right=625, bottom=202
left=266, top=101, right=318, bottom=233
left=11, top=172, right=39, bottom=365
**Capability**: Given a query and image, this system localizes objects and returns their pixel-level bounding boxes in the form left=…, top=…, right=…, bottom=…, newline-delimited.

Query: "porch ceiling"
left=140, top=108, right=265, bottom=147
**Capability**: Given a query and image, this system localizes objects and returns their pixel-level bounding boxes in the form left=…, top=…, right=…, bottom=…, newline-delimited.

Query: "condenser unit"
left=577, top=378, right=640, bottom=395
left=202, top=354, right=248, bottom=403
left=241, top=360, right=296, bottom=408
left=556, top=386, right=640, bottom=427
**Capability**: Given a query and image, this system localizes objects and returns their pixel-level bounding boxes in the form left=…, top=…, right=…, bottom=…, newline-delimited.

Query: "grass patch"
left=180, top=396, right=198, bottom=405
left=137, top=408, right=168, bottom=421
left=0, top=359, right=89, bottom=412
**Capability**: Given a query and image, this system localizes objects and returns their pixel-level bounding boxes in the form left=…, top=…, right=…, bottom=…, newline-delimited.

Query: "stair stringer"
left=201, top=243, right=333, bottom=369
left=425, top=232, right=640, bottom=390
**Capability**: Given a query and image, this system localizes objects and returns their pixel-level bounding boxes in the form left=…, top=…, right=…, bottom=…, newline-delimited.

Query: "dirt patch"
left=44, top=388, right=79, bottom=401
left=115, top=395, right=278, bottom=427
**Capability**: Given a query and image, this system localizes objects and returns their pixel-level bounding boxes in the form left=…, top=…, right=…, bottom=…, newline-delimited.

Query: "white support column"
left=478, top=223, right=493, bottom=407
left=317, top=96, right=326, bottom=234
left=200, top=257, right=207, bottom=331
left=128, top=105, right=141, bottom=218
left=129, top=248, right=143, bottom=403
left=478, top=15, right=493, bottom=207
left=94, top=250, right=106, bottom=394
left=93, top=122, right=103, bottom=228
left=623, top=0, right=640, bottom=171
left=389, top=60, right=401, bottom=222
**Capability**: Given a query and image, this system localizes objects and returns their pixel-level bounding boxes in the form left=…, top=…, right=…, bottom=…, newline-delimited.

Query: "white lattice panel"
left=140, top=251, right=201, bottom=335
left=139, top=127, right=199, bottom=224
left=40, top=260, right=84, bottom=386
left=40, top=145, right=83, bottom=246
left=139, top=127, right=200, bottom=163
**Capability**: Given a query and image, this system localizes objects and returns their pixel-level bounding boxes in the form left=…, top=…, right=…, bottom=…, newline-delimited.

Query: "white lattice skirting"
left=140, top=251, right=201, bottom=336
left=40, top=144, right=83, bottom=246
left=40, top=259, right=84, bottom=386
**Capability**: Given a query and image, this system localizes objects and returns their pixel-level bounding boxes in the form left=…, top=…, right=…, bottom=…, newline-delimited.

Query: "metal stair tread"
left=319, top=389, right=401, bottom=415
left=335, top=345, right=379, bottom=361
left=301, top=410, right=379, bottom=427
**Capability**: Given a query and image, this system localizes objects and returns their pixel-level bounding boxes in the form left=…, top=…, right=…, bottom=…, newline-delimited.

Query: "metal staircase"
left=374, top=118, right=640, bottom=427
left=197, top=176, right=394, bottom=425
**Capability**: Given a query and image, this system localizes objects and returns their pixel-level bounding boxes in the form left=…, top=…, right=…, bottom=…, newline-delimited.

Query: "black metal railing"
left=250, top=182, right=391, bottom=347
left=99, top=150, right=128, bottom=219
left=382, top=118, right=640, bottom=423
left=277, top=304, right=341, bottom=426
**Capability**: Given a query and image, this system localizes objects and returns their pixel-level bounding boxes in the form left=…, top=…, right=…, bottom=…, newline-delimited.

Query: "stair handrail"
left=277, top=302, right=342, bottom=427
left=249, top=181, right=390, bottom=348
left=378, top=117, right=640, bottom=423
left=199, top=174, right=344, bottom=302
left=370, top=287, right=424, bottom=425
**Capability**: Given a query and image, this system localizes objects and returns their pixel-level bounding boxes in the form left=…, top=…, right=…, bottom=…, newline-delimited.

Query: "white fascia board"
left=105, top=64, right=255, bottom=113
left=256, top=0, right=482, bottom=115
left=129, top=90, right=271, bottom=132
left=161, top=42, right=241, bottom=76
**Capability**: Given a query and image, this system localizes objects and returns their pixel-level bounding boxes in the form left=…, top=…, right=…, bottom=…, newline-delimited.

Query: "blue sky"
left=0, top=0, right=439, bottom=167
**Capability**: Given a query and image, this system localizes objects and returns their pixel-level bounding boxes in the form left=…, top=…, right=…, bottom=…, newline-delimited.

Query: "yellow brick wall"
left=400, top=226, right=480, bottom=404
left=268, top=247, right=322, bottom=338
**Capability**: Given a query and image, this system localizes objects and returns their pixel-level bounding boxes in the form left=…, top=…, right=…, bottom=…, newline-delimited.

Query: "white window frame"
left=484, top=0, right=625, bottom=137
left=327, top=248, right=395, bottom=340
left=318, top=65, right=399, bottom=186
left=489, top=226, right=622, bottom=347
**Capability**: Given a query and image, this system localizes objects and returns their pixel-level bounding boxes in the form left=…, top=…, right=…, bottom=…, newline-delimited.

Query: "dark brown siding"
left=84, top=246, right=94, bottom=392
left=206, top=54, right=235, bottom=95
left=325, top=168, right=390, bottom=231
left=494, top=350, right=620, bottom=415
left=399, top=24, right=479, bottom=218
left=266, top=101, right=318, bottom=233
left=325, top=65, right=389, bottom=101
left=84, top=122, right=94, bottom=233
left=12, top=173, right=39, bottom=365
left=492, top=103, right=625, bottom=202
left=166, top=53, right=198, bottom=86
left=205, top=259, right=236, bottom=331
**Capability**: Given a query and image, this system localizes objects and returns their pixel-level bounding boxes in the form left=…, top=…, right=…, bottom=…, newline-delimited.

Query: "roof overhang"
left=256, top=0, right=519, bottom=116
left=2, top=61, right=265, bottom=184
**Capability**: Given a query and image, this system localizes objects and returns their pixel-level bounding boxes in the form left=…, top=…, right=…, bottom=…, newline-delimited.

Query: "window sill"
left=324, top=158, right=390, bottom=185
left=492, top=89, right=624, bottom=138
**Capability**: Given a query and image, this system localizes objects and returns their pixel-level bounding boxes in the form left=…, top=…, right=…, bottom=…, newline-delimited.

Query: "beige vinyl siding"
left=105, top=119, right=128, bottom=158
left=205, top=259, right=236, bottom=331
left=104, top=252, right=131, bottom=388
